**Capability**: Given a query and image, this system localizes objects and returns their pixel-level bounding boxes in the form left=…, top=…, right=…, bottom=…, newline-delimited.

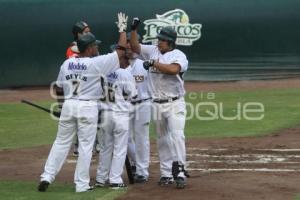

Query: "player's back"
left=57, top=53, right=119, bottom=100
left=100, top=68, right=137, bottom=112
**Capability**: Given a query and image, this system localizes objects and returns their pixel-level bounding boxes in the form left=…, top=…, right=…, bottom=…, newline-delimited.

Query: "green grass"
left=184, top=88, right=300, bottom=137
left=0, top=101, right=58, bottom=149
left=0, top=180, right=125, bottom=200
left=1, top=89, right=300, bottom=149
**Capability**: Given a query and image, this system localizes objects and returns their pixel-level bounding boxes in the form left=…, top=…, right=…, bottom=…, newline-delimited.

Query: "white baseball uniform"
left=40, top=52, right=120, bottom=192
left=127, top=58, right=151, bottom=178
left=139, top=44, right=188, bottom=178
left=96, top=68, right=137, bottom=184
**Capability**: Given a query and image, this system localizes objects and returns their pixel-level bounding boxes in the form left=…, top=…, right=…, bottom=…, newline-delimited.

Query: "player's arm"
left=143, top=53, right=189, bottom=75
left=154, top=62, right=181, bottom=75
left=129, top=18, right=141, bottom=54
left=115, top=13, right=128, bottom=61
left=143, top=60, right=181, bottom=75
left=93, top=12, right=128, bottom=75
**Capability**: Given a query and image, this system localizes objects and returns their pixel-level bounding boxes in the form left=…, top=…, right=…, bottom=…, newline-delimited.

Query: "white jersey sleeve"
left=139, top=44, right=157, bottom=60
left=145, top=48, right=189, bottom=99
left=92, top=51, right=120, bottom=75
left=171, top=50, right=189, bottom=72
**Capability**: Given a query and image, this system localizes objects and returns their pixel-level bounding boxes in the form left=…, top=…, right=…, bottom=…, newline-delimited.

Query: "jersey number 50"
left=100, top=77, right=116, bottom=102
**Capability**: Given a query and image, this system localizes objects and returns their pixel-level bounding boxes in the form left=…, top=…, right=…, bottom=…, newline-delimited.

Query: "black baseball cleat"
left=109, top=183, right=127, bottom=190
left=95, top=181, right=106, bottom=188
left=37, top=181, right=50, bottom=192
left=134, top=175, right=148, bottom=183
left=175, top=177, right=186, bottom=189
left=158, top=177, right=174, bottom=186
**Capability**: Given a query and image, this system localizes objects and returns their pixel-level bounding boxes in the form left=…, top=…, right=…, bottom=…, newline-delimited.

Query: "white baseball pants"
left=127, top=100, right=151, bottom=177
left=152, top=97, right=186, bottom=178
left=40, top=99, right=98, bottom=192
left=96, top=111, right=129, bottom=184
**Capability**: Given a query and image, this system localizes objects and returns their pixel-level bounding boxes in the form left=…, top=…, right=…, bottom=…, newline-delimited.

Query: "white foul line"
left=186, top=168, right=300, bottom=172
left=152, top=149, right=300, bottom=172
left=186, top=154, right=300, bottom=158
left=187, top=148, right=300, bottom=152
left=66, top=159, right=97, bottom=164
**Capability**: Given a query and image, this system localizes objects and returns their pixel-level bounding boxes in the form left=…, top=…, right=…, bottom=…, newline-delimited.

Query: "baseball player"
left=95, top=53, right=137, bottom=189
left=66, top=21, right=90, bottom=59
left=130, top=19, right=189, bottom=189
left=66, top=21, right=91, bottom=156
left=37, top=13, right=129, bottom=193
left=125, top=33, right=152, bottom=183
left=66, top=21, right=102, bottom=156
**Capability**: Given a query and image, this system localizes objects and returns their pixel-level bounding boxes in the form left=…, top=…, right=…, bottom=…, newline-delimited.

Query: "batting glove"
left=131, top=17, right=140, bottom=30
left=143, top=59, right=155, bottom=70
left=116, top=12, right=128, bottom=32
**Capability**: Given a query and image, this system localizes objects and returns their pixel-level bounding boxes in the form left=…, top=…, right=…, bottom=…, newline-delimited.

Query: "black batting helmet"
left=72, top=21, right=89, bottom=39
left=157, top=26, right=177, bottom=43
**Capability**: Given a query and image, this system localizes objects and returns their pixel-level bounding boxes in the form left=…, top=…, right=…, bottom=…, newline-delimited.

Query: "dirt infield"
left=1, top=128, right=300, bottom=200
left=1, top=79, right=300, bottom=199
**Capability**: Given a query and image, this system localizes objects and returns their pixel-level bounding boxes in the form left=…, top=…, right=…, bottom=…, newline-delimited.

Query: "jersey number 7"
left=72, top=80, right=80, bottom=96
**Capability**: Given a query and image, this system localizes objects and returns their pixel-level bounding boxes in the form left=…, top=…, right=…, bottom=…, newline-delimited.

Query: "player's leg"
left=152, top=103, right=174, bottom=185
left=109, top=112, right=129, bottom=188
left=96, top=111, right=114, bottom=186
left=167, top=98, right=187, bottom=188
left=74, top=101, right=98, bottom=192
left=134, top=101, right=151, bottom=182
left=39, top=100, right=76, bottom=191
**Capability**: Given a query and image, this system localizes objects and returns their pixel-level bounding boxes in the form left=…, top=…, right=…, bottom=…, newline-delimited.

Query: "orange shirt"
left=66, top=42, right=79, bottom=58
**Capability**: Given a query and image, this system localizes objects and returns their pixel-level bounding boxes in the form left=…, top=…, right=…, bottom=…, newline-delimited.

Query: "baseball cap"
left=77, top=32, right=101, bottom=53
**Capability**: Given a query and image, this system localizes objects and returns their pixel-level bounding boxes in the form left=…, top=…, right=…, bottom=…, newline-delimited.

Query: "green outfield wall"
left=0, top=0, right=299, bottom=87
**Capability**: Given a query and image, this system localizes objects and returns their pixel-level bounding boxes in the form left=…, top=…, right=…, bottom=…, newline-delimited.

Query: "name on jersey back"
left=65, top=62, right=88, bottom=82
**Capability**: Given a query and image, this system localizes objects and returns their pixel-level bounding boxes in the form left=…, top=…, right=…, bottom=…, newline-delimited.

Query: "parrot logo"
left=156, top=9, right=189, bottom=25
left=143, top=9, right=202, bottom=46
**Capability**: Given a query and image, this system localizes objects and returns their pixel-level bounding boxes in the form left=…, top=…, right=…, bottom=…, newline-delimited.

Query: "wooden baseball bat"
left=125, top=155, right=135, bottom=184
left=21, top=99, right=60, bottom=118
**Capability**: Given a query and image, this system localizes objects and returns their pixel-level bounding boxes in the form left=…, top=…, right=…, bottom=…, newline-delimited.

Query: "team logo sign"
left=143, top=9, right=202, bottom=46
